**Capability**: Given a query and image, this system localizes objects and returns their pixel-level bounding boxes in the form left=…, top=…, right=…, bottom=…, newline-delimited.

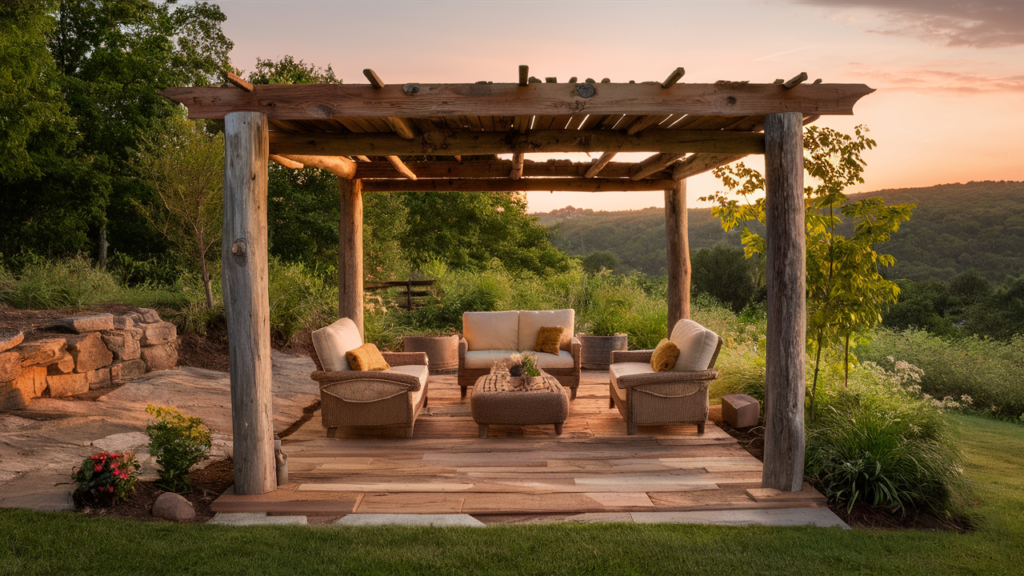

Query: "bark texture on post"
left=665, top=179, right=691, bottom=332
left=222, top=111, right=276, bottom=495
left=762, top=112, right=807, bottom=492
left=338, top=177, right=364, bottom=339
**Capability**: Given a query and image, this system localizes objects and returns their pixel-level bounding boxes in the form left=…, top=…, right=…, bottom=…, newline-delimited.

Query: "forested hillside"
left=540, top=181, right=1024, bottom=281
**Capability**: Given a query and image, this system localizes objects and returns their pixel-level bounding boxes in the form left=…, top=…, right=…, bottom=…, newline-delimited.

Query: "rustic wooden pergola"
left=160, top=67, right=872, bottom=497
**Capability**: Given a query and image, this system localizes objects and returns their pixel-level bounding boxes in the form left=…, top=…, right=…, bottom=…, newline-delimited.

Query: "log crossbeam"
left=630, top=153, right=683, bottom=181
left=361, top=177, right=676, bottom=193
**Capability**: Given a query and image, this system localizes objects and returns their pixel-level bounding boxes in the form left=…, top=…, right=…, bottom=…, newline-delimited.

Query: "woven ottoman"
left=471, top=372, right=568, bottom=438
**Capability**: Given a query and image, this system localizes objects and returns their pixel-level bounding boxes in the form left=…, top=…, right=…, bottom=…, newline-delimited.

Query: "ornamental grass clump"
left=145, top=404, right=212, bottom=493
left=71, top=452, right=141, bottom=504
left=805, top=360, right=969, bottom=516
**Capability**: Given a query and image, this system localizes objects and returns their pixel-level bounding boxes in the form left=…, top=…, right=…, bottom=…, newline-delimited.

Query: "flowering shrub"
left=145, top=404, right=212, bottom=493
left=72, top=452, right=141, bottom=504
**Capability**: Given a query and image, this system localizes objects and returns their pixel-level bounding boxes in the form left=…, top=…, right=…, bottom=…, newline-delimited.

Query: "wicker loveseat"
left=309, top=318, right=429, bottom=438
left=608, top=319, right=723, bottom=435
left=458, top=310, right=582, bottom=399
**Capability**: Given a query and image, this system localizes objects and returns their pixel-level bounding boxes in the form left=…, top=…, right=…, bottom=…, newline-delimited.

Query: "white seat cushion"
left=387, top=365, right=429, bottom=390
left=463, top=350, right=518, bottom=369
left=609, top=362, right=656, bottom=389
left=463, top=311, right=520, bottom=351
left=518, top=309, right=575, bottom=352
left=530, top=350, right=575, bottom=369
left=311, top=318, right=362, bottom=371
left=669, top=319, right=720, bottom=372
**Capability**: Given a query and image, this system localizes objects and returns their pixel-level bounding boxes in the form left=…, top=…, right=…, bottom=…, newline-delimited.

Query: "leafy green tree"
left=132, top=113, right=223, bottom=308
left=704, top=125, right=914, bottom=412
left=582, top=251, right=619, bottom=274
left=691, top=246, right=759, bottom=313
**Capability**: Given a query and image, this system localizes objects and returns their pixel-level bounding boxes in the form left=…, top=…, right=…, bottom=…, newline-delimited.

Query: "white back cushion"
left=518, top=309, right=575, bottom=351
left=311, top=318, right=363, bottom=371
left=462, top=311, right=520, bottom=351
left=669, top=319, right=720, bottom=371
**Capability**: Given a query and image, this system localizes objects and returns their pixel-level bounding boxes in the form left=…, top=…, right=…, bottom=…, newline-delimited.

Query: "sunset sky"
left=212, top=0, right=1024, bottom=212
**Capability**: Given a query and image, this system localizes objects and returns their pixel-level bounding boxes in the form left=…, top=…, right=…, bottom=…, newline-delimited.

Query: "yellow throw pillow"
left=651, top=338, right=680, bottom=372
left=534, top=326, right=564, bottom=356
left=346, top=343, right=391, bottom=372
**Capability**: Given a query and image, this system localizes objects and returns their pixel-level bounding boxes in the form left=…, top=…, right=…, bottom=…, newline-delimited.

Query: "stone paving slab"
left=334, top=514, right=486, bottom=527
left=629, top=507, right=850, bottom=528
left=209, top=512, right=308, bottom=526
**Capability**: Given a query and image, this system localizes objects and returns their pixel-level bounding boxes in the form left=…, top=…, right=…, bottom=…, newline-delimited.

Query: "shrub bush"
left=805, top=360, right=969, bottom=516
left=71, top=452, right=141, bottom=504
left=145, top=404, right=212, bottom=493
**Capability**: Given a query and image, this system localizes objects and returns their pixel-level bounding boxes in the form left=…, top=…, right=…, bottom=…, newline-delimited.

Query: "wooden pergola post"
left=338, top=177, right=364, bottom=339
left=665, top=179, right=691, bottom=331
left=761, top=112, right=807, bottom=492
left=222, top=111, right=276, bottom=495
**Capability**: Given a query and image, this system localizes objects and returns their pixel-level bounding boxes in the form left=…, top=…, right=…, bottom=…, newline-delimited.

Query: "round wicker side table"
left=402, top=335, right=459, bottom=374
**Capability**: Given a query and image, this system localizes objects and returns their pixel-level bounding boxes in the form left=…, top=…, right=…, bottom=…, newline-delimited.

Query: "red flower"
left=94, top=464, right=103, bottom=472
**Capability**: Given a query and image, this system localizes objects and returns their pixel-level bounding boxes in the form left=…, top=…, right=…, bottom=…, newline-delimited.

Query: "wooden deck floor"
left=212, top=371, right=825, bottom=518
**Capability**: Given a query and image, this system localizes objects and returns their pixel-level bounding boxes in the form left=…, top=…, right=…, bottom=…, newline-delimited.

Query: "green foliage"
left=267, top=258, right=337, bottom=342
left=145, top=404, right=212, bottom=494
left=71, top=451, right=141, bottom=504
left=691, top=246, right=762, bottom=313
left=246, top=55, right=337, bottom=84
left=805, top=360, right=968, bottom=516
left=862, top=329, right=1024, bottom=421
left=581, top=251, right=619, bottom=274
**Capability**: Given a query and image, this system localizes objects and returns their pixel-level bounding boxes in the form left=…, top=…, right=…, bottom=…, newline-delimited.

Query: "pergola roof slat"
left=361, top=177, right=677, bottom=193
left=351, top=159, right=673, bottom=180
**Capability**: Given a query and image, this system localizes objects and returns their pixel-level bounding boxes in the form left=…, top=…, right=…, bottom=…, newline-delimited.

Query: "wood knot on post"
left=403, top=83, right=419, bottom=94
left=231, top=239, right=247, bottom=256
left=576, top=84, right=596, bottom=98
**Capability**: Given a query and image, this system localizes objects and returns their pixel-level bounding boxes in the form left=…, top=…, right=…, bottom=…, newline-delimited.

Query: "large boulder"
left=141, top=343, right=177, bottom=372
left=46, top=372, right=88, bottom=397
left=101, top=329, right=142, bottom=361
left=15, top=366, right=47, bottom=397
left=0, top=329, right=24, bottom=354
left=0, top=351, right=21, bottom=382
left=15, top=338, right=67, bottom=367
left=66, top=333, right=113, bottom=373
left=110, top=359, right=147, bottom=382
left=139, top=322, right=176, bottom=347
left=54, top=314, right=114, bottom=333
left=152, top=492, right=195, bottom=522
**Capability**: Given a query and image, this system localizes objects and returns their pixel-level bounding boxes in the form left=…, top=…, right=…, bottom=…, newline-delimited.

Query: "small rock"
left=46, top=372, right=88, bottom=397
left=101, top=329, right=142, bottom=361
left=15, top=366, right=47, bottom=397
left=0, top=351, right=21, bottom=382
left=46, top=353, right=75, bottom=375
left=141, top=343, right=177, bottom=372
left=110, top=359, right=148, bottom=382
left=54, top=314, right=115, bottom=333
left=138, top=308, right=162, bottom=323
left=152, top=492, right=195, bottom=522
left=66, top=333, right=114, bottom=373
left=139, top=322, right=176, bottom=346
left=14, top=338, right=67, bottom=367
left=86, top=368, right=111, bottom=389
left=111, top=315, right=135, bottom=330
left=0, top=329, right=24, bottom=354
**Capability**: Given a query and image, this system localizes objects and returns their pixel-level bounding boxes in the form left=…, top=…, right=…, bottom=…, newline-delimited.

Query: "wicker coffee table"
left=471, top=370, right=568, bottom=438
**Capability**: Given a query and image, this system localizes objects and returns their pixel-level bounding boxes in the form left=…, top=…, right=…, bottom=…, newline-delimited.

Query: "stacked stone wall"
left=0, top=309, right=178, bottom=410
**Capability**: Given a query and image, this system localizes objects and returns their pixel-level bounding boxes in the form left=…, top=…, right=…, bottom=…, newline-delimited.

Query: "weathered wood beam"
left=269, top=129, right=765, bottom=157
left=280, top=154, right=356, bottom=179
left=160, top=82, right=875, bottom=120
left=630, top=153, right=684, bottom=181
left=662, top=67, right=685, bottom=89
left=225, top=72, right=253, bottom=92
left=762, top=112, right=806, bottom=493
left=339, top=178, right=364, bottom=338
left=353, top=159, right=673, bottom=180
left=222, top=111, right=275, bottom=495
left=386, top=156, right=417, bottom=180
left=665, top=179, right=690, bottom=328
left=672, top=153, right=747, bottom=180
left=584, top=152, right=617, bottom=178
left=269, top=154, right=302, bottom=169
left=361, top=178, right=676, bottom=193
left=510, top=152, right=525, bottom=180
left=360, top=69, right=416, bottom=139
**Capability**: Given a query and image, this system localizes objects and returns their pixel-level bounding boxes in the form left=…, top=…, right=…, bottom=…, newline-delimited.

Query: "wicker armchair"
left=308, top=319, right=430, bottom=438
left=608, top=321, right=723, bottom=435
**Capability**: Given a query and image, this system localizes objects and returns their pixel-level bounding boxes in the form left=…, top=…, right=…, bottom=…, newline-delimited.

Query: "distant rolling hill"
left=537, top=181, right=1024, bottom=282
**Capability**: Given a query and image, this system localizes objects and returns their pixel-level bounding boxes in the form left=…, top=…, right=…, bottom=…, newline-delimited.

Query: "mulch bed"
left=717, top=413, right=973, bottom=532
left=75, top=458, right=235, bottom=523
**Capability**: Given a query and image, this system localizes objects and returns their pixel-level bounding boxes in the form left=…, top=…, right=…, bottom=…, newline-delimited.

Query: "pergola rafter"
left=160, top=67, right=872, bottom=498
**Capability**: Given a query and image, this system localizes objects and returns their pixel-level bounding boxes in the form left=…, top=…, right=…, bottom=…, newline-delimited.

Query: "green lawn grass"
left=2, top=415, right=1022, bottom=576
